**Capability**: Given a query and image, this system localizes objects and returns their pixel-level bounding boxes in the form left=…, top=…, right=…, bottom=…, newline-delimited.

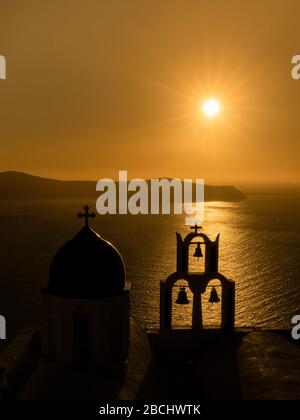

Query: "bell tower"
left=160, top=225, right=235, bottom=331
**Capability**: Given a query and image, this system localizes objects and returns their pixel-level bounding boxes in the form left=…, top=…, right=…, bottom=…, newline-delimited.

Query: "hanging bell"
left=175, top=286, right=190, bottom=305
left=193, top=242, right=203, bottom=259
left=209, top=286, right=220, bottom=304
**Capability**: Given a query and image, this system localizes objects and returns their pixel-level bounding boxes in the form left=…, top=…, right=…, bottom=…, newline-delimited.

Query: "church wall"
left=42, top=293, right=130, bottom=368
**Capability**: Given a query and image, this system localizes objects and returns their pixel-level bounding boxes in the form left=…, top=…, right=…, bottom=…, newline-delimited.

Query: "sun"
left=202, top=99, right=221, bottom=117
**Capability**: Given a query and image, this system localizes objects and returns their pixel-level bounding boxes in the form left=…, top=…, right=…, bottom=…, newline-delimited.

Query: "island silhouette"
left=0, top=171, right=246, bottom=202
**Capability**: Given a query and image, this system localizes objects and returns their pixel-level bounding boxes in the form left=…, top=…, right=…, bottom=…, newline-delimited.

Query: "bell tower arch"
left=160, top=225, right=235, bottom=331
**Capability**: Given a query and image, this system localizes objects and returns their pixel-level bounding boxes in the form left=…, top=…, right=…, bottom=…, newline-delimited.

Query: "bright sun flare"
left=202, top=99, right=221, bottom=117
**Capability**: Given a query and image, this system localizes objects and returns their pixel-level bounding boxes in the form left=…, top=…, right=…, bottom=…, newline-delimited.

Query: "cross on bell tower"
left=190, top=223, right=202, bottom=234
left=77, top=205, right=96, bottom=227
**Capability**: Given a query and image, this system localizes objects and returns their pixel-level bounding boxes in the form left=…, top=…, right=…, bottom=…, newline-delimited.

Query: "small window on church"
left=73, top=312, right=90, bottom=366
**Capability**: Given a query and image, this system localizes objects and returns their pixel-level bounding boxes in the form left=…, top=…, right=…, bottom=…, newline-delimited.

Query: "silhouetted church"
left=17, top=206, right=151, bottom=400
left=42, top=205, right=130, bottom=369
left=1, top=206, right=300, bottom=400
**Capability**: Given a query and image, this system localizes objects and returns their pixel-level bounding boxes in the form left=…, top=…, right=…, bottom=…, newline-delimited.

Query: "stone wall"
left=0, top=328, right=41, bottom=399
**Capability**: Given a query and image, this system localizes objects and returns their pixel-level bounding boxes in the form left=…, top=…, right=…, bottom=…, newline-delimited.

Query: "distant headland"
left=0, top=171, right=246, bottom=202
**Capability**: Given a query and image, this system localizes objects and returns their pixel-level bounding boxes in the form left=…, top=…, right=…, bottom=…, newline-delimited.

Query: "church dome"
left=45, top=225, right=126, bottom=298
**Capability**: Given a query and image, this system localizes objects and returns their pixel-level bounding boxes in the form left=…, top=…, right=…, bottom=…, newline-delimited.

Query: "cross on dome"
left=77, top=205, right=96, bottom=227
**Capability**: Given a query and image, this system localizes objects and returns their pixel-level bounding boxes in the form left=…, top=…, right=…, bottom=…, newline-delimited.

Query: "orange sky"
left=0, top=0, right=300, bottom=187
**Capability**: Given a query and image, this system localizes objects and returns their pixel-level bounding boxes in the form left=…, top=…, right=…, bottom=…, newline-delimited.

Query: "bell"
left=193, top=242, right=203, bottom=259
left=175, top=286, right=190, bottom=305
left=209, top=286, right=220, bottom=304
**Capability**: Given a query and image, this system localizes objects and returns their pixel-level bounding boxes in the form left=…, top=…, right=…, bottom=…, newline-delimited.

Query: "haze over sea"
left=0, top=194, right=300, bottom=340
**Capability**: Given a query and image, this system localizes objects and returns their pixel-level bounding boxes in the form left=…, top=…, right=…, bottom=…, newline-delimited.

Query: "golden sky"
left=0, top=0, right=300, bottom=187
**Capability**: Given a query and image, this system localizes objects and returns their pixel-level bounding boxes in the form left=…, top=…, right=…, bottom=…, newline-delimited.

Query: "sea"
left=0, top=194, right=300, bottom=341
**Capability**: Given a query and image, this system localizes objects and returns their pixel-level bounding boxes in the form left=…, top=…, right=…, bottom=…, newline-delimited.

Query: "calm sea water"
left=0, top=194, right=300, bottom=339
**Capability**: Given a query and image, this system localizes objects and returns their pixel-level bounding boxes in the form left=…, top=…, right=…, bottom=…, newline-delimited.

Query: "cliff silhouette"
left=0, top=171, right=246, bottom=202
